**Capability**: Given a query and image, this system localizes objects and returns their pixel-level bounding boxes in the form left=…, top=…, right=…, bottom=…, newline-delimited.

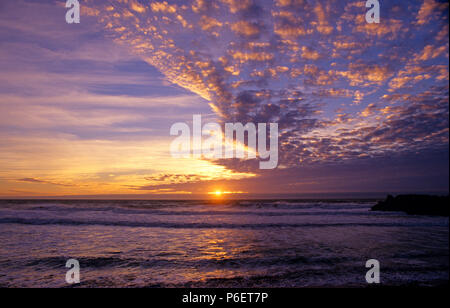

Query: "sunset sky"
left=0, top=0, right=448, bottom=198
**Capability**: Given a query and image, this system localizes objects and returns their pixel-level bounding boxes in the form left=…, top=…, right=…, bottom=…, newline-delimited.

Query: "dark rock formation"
left=371, top=194, right=449, bottom=216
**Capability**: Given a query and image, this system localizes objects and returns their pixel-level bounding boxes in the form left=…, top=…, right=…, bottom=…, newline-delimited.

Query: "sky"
left=0, top=0, right=448, bottom=198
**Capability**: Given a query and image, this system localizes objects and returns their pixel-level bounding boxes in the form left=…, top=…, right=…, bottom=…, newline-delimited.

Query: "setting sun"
left=207, top=190, right=246, bottom=197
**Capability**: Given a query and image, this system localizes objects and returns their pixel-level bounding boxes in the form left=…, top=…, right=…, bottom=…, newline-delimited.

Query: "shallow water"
left=0, top=199, right=448, bottom=287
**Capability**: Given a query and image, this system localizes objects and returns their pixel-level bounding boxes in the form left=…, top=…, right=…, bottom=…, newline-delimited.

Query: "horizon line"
left=1, top=191, right=448, bottom=201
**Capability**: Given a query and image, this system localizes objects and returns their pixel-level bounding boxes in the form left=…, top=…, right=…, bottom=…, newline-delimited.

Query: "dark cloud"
left=16, top=178, right=74, bottom=187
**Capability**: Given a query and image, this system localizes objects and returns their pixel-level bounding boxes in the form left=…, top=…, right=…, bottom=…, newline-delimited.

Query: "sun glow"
left=207, top=190, right=246, bottom=197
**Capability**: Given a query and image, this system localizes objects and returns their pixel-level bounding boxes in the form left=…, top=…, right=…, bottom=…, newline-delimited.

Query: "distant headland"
left=371, top=194, right=449, bottom=217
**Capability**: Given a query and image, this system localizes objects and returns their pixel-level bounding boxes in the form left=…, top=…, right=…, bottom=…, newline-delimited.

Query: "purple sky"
left=0, top=0, right=448, bottom=198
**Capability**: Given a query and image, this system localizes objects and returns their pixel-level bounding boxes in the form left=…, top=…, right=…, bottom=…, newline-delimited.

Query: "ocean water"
left=0, top=199, right=448, bottom=288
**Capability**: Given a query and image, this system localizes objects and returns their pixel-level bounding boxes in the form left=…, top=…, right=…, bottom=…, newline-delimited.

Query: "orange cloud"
left=231, top=21, right=260, bottom=36
left=199, top=15, right=223, bottom=31
left=150, top=1, right=177, bottom=14
left=416, top=0, right=445, bottom=25
left=230, top=51, right=274, bottom=63
left=301, top=46, right=321, bottom=60
left=220, top=0, right=252, bottom=13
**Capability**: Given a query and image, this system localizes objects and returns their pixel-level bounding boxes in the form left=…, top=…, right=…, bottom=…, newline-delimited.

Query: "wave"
left=24, top=253, right=407, bottom=273
left=0, top=217, right=447, bottom=229
left=0, top=199, right=376, bottom=211
left=1, top=206, right=386, bottom=217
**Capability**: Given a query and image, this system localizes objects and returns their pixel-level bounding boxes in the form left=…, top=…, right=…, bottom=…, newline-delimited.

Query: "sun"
left=208, top=190, right=225, bottom=197
left=207, top=190, right=246, bottom=197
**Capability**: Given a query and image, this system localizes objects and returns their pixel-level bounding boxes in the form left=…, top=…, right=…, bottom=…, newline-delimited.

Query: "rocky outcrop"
left=371, top=194, right=449, bottom=216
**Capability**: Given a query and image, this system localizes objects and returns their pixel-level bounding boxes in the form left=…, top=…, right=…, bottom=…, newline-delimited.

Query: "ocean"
left=0, top=199, right=448, bottom=288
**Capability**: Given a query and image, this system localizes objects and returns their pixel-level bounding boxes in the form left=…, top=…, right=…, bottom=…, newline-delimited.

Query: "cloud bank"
left=86, top=0, right=448, bottom=170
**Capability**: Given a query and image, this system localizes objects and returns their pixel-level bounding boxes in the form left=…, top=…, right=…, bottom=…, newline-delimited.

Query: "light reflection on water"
left=0, top=200, right=448, bottom=287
